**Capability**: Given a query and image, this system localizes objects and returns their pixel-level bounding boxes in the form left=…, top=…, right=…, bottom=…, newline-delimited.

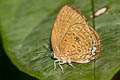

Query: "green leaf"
left=94, top=0, right=120, bottom=80
left=0, top=0, right=120, bottom=80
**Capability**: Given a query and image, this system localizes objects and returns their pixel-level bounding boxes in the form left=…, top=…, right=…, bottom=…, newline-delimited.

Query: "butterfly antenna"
left=30, top=40, right=52, bottom=64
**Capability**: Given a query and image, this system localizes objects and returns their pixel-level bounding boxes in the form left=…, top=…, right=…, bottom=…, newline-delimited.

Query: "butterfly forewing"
left=51, top=5, right=88, bottom=57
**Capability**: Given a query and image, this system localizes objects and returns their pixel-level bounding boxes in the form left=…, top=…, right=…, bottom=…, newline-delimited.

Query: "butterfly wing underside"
left=60, top=23, right=100, bottom=63
left=51, top=5, right=88, bottom=57
left=51, top=5, right=101, bottom=73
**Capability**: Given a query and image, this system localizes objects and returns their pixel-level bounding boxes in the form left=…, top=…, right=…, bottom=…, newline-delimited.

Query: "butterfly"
left=51, top=5, right=101, bottom=73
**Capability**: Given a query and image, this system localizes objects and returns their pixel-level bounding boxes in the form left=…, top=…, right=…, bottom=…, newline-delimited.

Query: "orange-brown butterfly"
left=51, top=5, right=101, bottom=73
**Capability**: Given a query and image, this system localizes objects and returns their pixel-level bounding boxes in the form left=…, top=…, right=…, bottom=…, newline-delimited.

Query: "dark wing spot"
left=92, top=41, right=96, bottom=44
left=67, top=51, right=69, bottom=52
left=84, top=29, right=86, bottom=31
left=64, top=39, right=67, bottom=41
left=78, top=49, right=81, bottom=53
left=72, top=45, right=75, bottom=48
left=74, top=36, right=80, bottom=42
left=72, top=33, right=75, bottom=36
left=90, top=36, right=92, bottom=38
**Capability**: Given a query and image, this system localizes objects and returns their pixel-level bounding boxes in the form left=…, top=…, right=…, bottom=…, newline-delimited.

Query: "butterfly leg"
left=54, top=59, right=60, bottom=70
left=58, top=61, right=65, bottom=73
left=68, top=61, right=75, bottom=69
